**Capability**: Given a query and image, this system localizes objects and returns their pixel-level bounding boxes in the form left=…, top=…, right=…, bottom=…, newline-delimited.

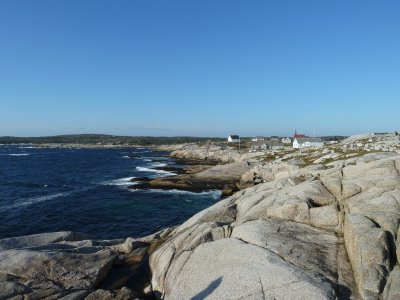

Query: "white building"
left=281, top=137, right=292, bottom=144
left=252, top=136, right=265, bottom=142
left=228, top=135, right=240, bottom=143
left=293, top=137, right=324, bottom=149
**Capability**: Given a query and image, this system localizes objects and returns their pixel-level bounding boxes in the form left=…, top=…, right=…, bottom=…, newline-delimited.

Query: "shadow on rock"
left=190, top=277, right=223, bottom=300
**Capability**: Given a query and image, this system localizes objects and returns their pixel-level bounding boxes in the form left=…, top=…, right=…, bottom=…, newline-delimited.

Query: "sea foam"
left=102, top=177, right=136, bottom=186
left=135, top=166, right=175, bottom=177
left=129, top=188, right=222, bottom=199
left=0, top=192, right=66, bottom=211
left=150, top=162, right=168, bottom=167
left=1, top=187, right=94, bottom=211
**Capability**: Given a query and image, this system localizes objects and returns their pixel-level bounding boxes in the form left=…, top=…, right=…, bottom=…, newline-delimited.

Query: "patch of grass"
left=259, top=154, right=276, bottom=163
left=343, top=150, right=376, bottom=157
left=299, top=157, right=315, bottom=167
left=147, top=237, right=169, bottom=255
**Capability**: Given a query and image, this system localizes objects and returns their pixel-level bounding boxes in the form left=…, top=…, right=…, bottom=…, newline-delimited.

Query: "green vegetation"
left=320, top=136, right=348, bottom=142
left=0, top=134, right=225, bottom=146
left=259, top=154, right=276, bottom=163
left=227, top=140, right=252, bottom=151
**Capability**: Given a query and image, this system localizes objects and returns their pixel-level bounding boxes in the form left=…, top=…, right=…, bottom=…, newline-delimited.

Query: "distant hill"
left=0, top=134, right=225, bottom=146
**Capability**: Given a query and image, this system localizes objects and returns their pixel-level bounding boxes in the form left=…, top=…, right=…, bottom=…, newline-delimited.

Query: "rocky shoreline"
left=130, top=159, right=253, bottom=197
left=3, top=133, right=400, bottom=299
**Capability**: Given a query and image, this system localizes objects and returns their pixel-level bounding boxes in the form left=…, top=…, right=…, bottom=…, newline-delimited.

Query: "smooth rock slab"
left=162, top=238, right=337, bottom=300
left=0, top=231, right=88, bottom=251
left=0, top=248, right=116, bottom=289
left=231, top=219, right=338, bottom=282
left=344, top=214, right=391, bottom=299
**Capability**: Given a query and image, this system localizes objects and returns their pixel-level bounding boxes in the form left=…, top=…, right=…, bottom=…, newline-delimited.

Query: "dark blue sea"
left=0, top=146, right=221, bottom=240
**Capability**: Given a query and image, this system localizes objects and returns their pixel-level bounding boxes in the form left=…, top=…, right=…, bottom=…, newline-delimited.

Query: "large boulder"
left=0, top=230, right=166, bottom=299
left=150, top=153, right=400, bottom=299
left=162, top=238, right=337, bottom=300
left=231, top=219, right=339, bottom=281
left=0, top=248, right=115, bottom=289
left=344, top=214, right=391, bottom=299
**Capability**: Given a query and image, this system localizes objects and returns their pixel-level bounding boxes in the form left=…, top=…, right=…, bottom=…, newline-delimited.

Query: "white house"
left=293, top=137, right=324, bottom=149
left=228, top=135, right=240, bottom=143
left=281, top=137, right=292, bottom=144
left=252, top=136, right=265, bottom=142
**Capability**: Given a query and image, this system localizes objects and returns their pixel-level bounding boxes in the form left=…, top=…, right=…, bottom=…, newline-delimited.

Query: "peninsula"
left=2, top=132, right=400, bottom=299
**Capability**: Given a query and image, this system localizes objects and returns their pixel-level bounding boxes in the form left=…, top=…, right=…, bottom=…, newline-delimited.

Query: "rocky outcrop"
left=160, top=143, right=266, bottom=164
left=340, top=133, right=400, bottom=153
left=162, top=143, right=241, bottom=164
left=5, top=151, right=400, bottom=299
left=0, top=229, right=172, bottom=299
left=133, top=161, right=252, bottom=196
left=149, top=152, right=400, bottom=299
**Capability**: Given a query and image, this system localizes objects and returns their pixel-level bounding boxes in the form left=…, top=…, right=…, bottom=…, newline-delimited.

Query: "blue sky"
left=0, top=1, right=399, bottom=137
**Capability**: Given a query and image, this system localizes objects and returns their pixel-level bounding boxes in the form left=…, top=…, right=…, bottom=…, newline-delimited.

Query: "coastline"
left=1, top=143, right=150, bottom=149
left=3, top=134, right=400, bottom=299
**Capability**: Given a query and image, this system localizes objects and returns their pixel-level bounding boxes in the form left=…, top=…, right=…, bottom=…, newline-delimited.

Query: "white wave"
left=1, top=187, right=94, bottom=211
left=128, top=188, right=222, bottom=199
left=151, top=162, right=167, bottom=167
left=18, top=146, right=36, bottom=149
left=122, top=155, right=130, bottom=158
left=7, top=192, right=66, bottom=210
left=150, top=189, right=222, bottom=199
left=141, top=156, right=169, bottom=161
left=102, top=176, right=136, bottom=186
left=135, top=166, right=175, bottom=177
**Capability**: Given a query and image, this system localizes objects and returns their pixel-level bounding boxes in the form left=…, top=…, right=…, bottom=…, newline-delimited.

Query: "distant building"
left=228, top=135, right=240, bottom=143
left=294, top=130, right=306, bottom=138
left=270, top=136, right=279, bottom=141
left=252, top=136, right=265, bottom=142
left=251, top=140, right=284, bottom=151
left=293, top=137, right=324, bottom=149
left=281, top=137, right=292, bottom=144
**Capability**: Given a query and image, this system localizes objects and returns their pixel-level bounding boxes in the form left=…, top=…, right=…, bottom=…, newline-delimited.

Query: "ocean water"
left=0, top=146, right=221, bottom=240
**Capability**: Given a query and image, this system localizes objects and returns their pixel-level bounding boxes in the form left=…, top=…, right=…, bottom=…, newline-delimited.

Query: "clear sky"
left=1, top=1, right=399, bottom=137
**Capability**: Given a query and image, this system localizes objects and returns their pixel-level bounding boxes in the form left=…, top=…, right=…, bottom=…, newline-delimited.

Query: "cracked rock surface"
left=0, top=230, right=171, bottom=299
left=150, top=153, right=400, bottom=299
